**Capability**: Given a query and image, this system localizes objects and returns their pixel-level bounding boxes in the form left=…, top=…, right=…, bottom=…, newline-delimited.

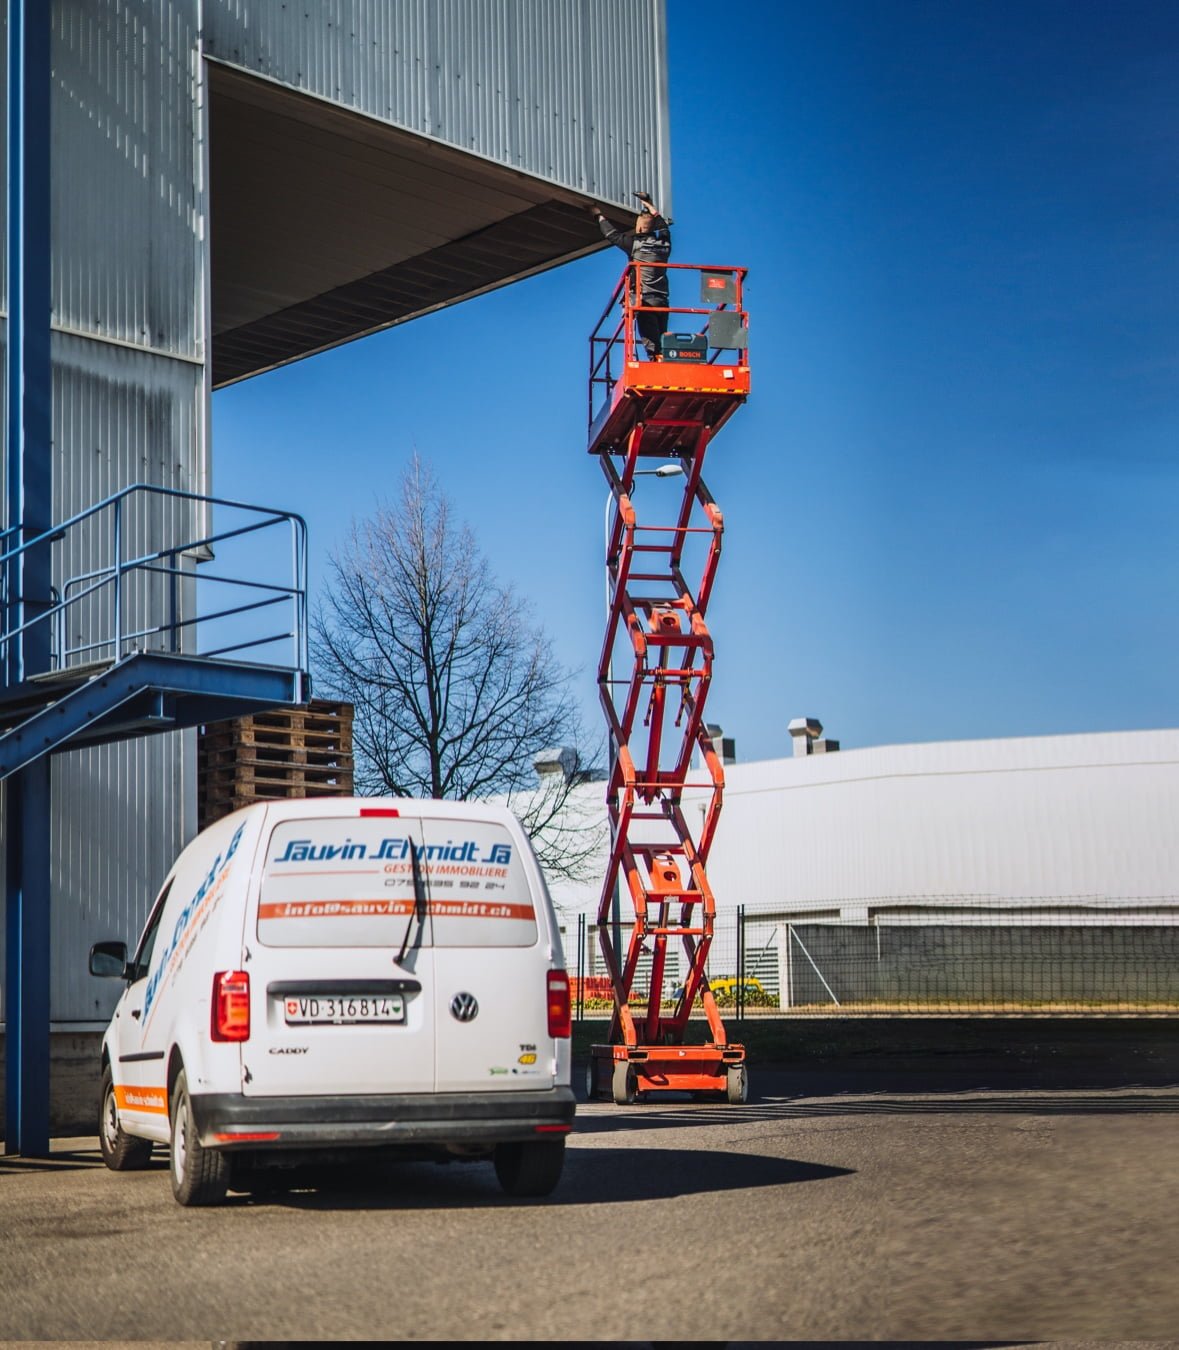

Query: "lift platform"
left=586, top=259, right=751, bottom=1104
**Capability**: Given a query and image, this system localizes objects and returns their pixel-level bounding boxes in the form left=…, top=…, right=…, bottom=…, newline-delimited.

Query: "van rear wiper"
left=396, top=843, right=427, bottom=964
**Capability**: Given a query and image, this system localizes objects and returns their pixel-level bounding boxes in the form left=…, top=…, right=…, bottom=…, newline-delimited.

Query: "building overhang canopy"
left=209, top=63, right=608, bottom=388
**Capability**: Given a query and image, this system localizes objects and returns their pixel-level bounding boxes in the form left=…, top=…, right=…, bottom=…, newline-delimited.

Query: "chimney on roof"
left=788, top=716, right=839, bottom=756
left=533, top=746, right=579, bottom=784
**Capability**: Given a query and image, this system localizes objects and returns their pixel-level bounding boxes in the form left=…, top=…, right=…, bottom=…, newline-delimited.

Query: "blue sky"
left=213, top=0, right=1179, bottom=764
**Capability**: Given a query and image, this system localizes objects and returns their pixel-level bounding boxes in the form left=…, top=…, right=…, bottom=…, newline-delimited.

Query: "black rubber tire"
left=725, top=1064, right=749, bottom=1104
left=98, top=1065, right=154, bottom=1170
left=493, top=1139, right=566, bottom=1198
left=169, top=1068, right=231, bottom=1206
left=612, top=1060, right=637, bottom=1105
left=584, top=1057, right=599, bottom=1100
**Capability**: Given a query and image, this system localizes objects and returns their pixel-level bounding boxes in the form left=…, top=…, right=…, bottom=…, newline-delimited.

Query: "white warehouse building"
left=546, top=725, right=1179, bottom=1011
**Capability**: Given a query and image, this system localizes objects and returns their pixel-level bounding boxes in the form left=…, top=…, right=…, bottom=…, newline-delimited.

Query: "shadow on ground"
left=220, top=1145, right=852, bottom=1212
left=570, top=1084, right=1179, bottom=1134
left=0, top=1148, right=106, bottom=1175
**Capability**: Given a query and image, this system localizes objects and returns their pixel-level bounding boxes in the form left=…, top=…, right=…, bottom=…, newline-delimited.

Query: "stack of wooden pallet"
left=197, top=699, right=354, bottom=829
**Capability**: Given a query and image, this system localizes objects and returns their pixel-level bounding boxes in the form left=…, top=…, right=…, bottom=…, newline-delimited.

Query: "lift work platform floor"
left=588, top=358, right=750, bottom=458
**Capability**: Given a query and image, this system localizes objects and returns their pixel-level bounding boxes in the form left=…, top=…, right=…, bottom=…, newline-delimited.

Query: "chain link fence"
left=566, top=900, right=1179, bottom=1017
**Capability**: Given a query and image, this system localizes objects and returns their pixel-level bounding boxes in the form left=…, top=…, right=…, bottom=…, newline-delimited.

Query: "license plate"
left=283, top=994, right=405, bottom=1025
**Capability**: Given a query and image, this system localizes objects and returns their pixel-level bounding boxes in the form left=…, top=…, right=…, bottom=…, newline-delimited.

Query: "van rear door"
left=421, top=816, right=556, bottom=1093
left=242, top=810, right=435, bottom=1097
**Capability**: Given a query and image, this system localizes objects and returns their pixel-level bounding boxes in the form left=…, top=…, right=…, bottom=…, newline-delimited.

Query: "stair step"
left=27, top=658, right=115, bottom=685
left=1, top=650, right=306, bottom=781
left=0, top=661, right=119, bottom=727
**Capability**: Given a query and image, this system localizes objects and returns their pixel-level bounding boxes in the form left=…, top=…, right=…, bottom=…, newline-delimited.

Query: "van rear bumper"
left=189, top=1087, right=577, bottom=1150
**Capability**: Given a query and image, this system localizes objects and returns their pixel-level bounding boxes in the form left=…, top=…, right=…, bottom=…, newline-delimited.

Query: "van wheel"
left=98, top=1065, right=153, bottom=1170
left=169, top=1068, right=231, bottom=1206
left=493, top=1139, right=565, bottom=1198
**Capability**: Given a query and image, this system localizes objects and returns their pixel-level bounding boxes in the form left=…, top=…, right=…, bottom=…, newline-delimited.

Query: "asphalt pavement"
left=3, top=1056, right=1178, bottom=1343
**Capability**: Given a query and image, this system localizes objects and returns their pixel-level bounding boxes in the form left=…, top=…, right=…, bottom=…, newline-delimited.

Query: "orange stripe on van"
left=259, top=898, right=535, bottom=922
left=114, top=1084, right=169, bottom=1114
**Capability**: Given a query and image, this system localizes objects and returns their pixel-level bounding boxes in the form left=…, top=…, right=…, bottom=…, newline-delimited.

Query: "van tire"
left=169, top=1069, right=231, bottom=1206
left=493, top=1139, right=565, bottom=1197
left=98, top=1065, right=153, bottom=1170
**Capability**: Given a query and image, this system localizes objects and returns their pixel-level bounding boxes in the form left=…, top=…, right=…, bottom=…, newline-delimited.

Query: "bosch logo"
left=450, top=992, right=479, bottom=1023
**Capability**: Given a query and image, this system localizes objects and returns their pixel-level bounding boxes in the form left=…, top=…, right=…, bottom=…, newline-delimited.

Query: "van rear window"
left=258, top=816, right=538, bottom=948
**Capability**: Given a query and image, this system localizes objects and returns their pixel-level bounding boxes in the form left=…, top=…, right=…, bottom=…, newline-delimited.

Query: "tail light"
left=546, top=969, right=571, bottom=1039
left=211, top=970, right=250, bottom=1042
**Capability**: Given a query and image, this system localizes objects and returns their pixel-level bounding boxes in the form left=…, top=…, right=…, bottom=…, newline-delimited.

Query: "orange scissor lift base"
left=587, top=1041, right=747, bottom=1105
left=585, top=261, right=751, bottom=1105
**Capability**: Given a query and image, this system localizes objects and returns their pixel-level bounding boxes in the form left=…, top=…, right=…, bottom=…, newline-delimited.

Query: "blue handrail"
left=0, top=482, right=309, bottom=686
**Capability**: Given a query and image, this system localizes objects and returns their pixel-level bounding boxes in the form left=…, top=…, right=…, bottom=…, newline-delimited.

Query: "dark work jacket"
left=598, top=213, right=671, bottom=298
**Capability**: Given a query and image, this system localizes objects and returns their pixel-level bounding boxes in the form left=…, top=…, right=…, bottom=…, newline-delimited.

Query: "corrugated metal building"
left=1, top=0, right=670, bottom=1028
left=203, top=0, right=670, bottom=385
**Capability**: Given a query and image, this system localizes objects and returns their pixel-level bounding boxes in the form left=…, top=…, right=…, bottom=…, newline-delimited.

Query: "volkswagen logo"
left=450, top=991, right=479, bottom=1022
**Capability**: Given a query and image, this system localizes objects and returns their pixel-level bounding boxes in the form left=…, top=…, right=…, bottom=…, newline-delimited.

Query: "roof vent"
left=788, top=717, right=838, bottom=756
left=533, top=746, right=580, bottom=783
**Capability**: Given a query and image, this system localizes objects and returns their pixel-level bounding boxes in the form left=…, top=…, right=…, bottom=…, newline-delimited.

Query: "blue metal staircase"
left=0, top=482, right=310, bottom=776
left=0, top=651, right=307, bottom=777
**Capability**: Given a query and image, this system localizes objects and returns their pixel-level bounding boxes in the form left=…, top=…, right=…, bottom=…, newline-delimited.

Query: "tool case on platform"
left=659, top=331, right=708, bottom=362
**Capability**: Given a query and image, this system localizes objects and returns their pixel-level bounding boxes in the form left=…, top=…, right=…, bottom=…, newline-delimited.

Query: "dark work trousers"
left=635, top=277, right=669, bottom=359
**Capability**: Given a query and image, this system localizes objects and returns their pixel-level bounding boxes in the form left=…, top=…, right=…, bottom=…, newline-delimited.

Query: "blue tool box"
left=659, top=331, right=707, bottom=362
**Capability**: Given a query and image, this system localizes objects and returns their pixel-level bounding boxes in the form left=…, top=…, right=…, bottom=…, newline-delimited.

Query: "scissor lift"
left=586, top=260, right=751, bottom=1104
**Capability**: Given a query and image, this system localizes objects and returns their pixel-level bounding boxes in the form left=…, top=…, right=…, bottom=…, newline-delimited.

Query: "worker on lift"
left=591, top=191, right=672, bottom=361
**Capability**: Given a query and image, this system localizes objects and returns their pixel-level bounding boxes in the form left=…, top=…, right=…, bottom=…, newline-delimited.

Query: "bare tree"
left=312, top=456, right=603, bottom=883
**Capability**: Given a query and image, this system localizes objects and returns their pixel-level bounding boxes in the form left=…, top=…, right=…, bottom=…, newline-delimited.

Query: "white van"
left=88, top=798, right=575, bottom=1205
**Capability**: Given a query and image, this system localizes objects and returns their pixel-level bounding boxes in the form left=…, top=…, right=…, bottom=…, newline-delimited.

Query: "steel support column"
left=4, top=759, right=51, bottom=1153
left=5, top=0, right=54, bottom=1156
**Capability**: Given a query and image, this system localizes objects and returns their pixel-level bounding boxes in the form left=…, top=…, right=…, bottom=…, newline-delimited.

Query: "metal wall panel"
left=51, top=0, right=205, bottom=357
left=51, top=331, right=206, bottom=668
left=0, top=1, right=208, bottom=1025
left=0, top=329, right=206, bottom=1023
left=2, top=0, right=207, bottom=532
left=49, top=734, right=194, bottom=1026
left=202, top=0, right=671, bottom=211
